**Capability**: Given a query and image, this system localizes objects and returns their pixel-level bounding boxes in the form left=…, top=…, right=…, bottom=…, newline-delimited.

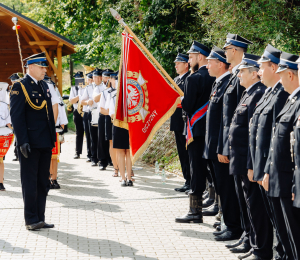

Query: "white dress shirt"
left=80, top=84, right=97, bottom=112
left=93, top=82, right=107, bottom=111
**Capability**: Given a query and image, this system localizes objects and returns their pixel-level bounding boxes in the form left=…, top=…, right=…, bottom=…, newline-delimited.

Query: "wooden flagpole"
left=109, top=8, right=184, bottom=97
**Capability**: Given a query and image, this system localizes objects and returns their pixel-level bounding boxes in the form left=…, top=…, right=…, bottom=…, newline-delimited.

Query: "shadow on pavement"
left=0, top=239, right=29, bottom=254
left=37, top=229, right=158, bottom=259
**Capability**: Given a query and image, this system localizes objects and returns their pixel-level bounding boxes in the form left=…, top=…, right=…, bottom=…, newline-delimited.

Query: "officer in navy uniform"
left=10, top=52, right=56, bottom=230
left=171, top=53, right=191, bottom=192
left=263, top=52, right=300, bottom=260
left=175, top=41, right=215, bottom=223
left=218, top=34, right=252, bottom=245
left=69, top=72, right=85, bottom=159
left=248, top=44, right=290, bottom=260
left=203, top=46, right=243, bottom=241
left=9, top=73, right=23, bottom=162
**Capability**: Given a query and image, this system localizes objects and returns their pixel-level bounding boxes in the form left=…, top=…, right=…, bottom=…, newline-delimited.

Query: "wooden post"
left=69, top=54, right=73, bottom=87
left=57, top=45, right=63, bottom=95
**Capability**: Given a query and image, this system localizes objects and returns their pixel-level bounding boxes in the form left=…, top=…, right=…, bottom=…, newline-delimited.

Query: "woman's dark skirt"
left=112, top=125, right=129, bottom=149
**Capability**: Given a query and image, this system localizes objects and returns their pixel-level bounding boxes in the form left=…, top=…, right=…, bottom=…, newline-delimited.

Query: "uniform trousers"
left=174, top=131, right=190, bottom=186
left=212, top=159, right=241, bottom=233
left=207, top=159, right=217, bottom=194
left=268, top=197, right=294, bottom=260
left=18, top=147, right=52, bottom=225
left=234, top=175, right=251, bottom=246
left=188, top=136, right=209, bottom=196
left=259, top=186, right=284, bottom=259
left=280, top=197, right=300, bottom=260
left=73, top=109, right=84, bottom=156
left=83, top=112, right=92, bottom=159
left=240, top=176, right=273, bottom=259
left=87, top=111, right=98, bottom=163
left=97, top=114, right=110, bottom=167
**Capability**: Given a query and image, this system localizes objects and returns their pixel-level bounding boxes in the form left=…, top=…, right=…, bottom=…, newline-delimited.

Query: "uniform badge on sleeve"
left=11, top=91, right=19, bottom=95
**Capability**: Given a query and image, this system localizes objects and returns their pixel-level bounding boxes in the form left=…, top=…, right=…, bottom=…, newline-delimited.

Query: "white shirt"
left=80, top=84, right=97, bottom=112
left=0, top=102, right=11, bottom=127
left=246, top=81, right=260, bottom=93
left=45, top=82, right=60, bottom=105
left=99, top=88, right=111, bottom=110
left=272, top=81, right=281, bottom=91
left=232, top=64, right=240, bottom=74
left=109, top=93, right=117, bottom=117
left=289, top=86, right=300, bottom=100
left=69, top=86, right=85, bottom=110
left=55, top=88, right=68, bottom=126
left=216, top=71, right=230, bottom=84
left=179, top=71, right=189, bottom=80
left=93, top=82, right=107, bottom=111
left=27, top=73, right=38, bottom=84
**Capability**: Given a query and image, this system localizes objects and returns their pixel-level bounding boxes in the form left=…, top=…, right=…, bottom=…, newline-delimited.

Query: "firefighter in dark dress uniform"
left=263, top=52, right=300, bottom=260
left=218, top=34, right=252, bottom=246
left=203, top=46, right=243, bottom=241
left=10, top=52, right=56, bottom=230
left=248, top=44, right=290, bottom=260
left=171, top=53, right=191, bottom=192
left=229, top=54, right=268, bottom=260
left=175, top=41, right=215, bottom=223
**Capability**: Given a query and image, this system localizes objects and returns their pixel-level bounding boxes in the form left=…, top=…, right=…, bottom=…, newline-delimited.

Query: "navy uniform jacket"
left=292, top=112, right=300, bottom=208
left=181, top=66, right=215, bottom=137
left=217, top=70, right=245, bottom=156
left=10, top=74, right=56, bottom=149
left=228, top=82, right=266, bottom=176
left=249, top=83, right=288, bottom=181
left=265, top=92, right=300, bottom=198
left=170, top=72, right=190, bottom=132
left=203, top=73, right=231, bottom=160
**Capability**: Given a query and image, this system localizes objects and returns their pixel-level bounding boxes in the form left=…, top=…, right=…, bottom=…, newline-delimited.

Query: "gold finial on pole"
left=109, top=8, right=183, bottom=96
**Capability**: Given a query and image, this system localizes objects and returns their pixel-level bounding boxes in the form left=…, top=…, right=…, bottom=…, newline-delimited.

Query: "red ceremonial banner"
left=114, top=32, right=181, bottom=163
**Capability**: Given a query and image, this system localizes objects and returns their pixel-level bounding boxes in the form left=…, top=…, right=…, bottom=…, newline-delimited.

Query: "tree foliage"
left=0, top=0, right=299, bottom=77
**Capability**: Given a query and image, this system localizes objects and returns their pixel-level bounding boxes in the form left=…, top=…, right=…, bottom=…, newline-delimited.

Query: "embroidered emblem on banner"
left=127, top=70, right=149, bottom=123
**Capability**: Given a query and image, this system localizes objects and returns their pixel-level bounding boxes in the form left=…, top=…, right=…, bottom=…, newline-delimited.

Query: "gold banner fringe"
left=131, top=96, right=181, bottom=165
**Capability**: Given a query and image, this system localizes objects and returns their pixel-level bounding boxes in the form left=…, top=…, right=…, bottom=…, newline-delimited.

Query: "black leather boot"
left=203, top=186, right=215, bottom=208
left=175, top=195, right=203, bottom=223
left=202, top=193, right=218, bottom=216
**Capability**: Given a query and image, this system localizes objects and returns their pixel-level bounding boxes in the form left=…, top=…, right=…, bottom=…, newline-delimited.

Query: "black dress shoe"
left=0, top=183, right=5, bottom=191
left=175, top=185, right=190, bottom=192
left=203, top=197, right=214, bottom=208
left=99, top=166, right=106, bottom=171
left=73, top=154, right=80, bottom=159
left=86, top=158, right=91, bottom=162
left=202, top=191, right=209, bottom=199
left=127, top=180, right=133, bottom=186
left=216, top=225, right=221, bottom=231
left=238, top=250, right=253, bottom=259
left=214, top=231, right=242, bottom=241
left=213, top=221, right=220, bottom=228
left=91, top=162, right=98, bottom=166
left=109, top=162, right=113, bottom=166
left=202, top=203, right=219, bottom=216
left=26, top=221, right=44, bottom=230
left=215, top=211, right=222, bottom=221
left=225, top=238, right=243, bottom=248
left=243, top=254, right=265, bottom=260
left=230, top=243, right=252, bottom=253
left=213, top=227, right=228, bottom=236
left=12, top=156, right=18, bottom=161
left=42, top=223, right=55, bottom=228
left=51, top=180, right=60, bottom=189
left=121, top=180, right=127, bottom=186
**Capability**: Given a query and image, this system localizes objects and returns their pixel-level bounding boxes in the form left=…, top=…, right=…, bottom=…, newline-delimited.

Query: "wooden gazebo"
left=0, top=3, right=76, bottom=93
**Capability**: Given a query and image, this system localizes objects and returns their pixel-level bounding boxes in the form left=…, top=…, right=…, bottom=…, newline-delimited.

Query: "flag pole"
left=110, top=8, right=184, bottom=97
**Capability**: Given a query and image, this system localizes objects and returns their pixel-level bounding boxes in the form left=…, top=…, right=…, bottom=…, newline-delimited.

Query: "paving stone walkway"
left=0, top=133, right=240, bottom=260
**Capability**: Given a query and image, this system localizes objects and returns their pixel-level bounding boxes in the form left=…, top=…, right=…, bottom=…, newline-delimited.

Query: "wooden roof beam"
left=29, top=41, right=58, bottom=46
left=26, top=25, right=57, bottom=75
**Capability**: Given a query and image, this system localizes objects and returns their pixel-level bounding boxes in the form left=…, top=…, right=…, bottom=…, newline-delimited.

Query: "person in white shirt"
left=81, top=71, right=98, bottom=165
left=93, top=69, right=112, bottom=170
left=44, top=76, right=67, bottom=189
left=69, top=72, right=85, bottom=159
left=101, top=71, right=118, bottom=176
left=0, top=82, right=12, bottom=191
